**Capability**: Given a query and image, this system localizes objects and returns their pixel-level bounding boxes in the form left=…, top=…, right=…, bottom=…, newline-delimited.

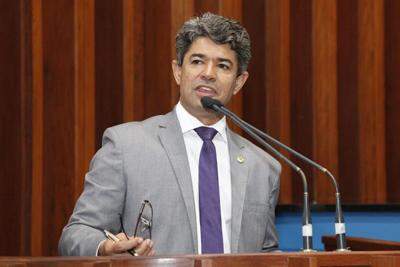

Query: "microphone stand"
left=218, top=105, right=348, bottom=251
left=208, top=103, right=315, bottom=252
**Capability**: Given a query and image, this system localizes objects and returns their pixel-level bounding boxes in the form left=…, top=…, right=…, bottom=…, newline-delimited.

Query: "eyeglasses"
left=120, top=200, right=153, bottom=241
left=119, top=200, right=153, bottom=256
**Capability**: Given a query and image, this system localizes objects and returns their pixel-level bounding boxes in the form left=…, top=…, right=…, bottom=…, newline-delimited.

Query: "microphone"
left=201, top=96, right=348, bottom=251
left=202, top=96, right=223, bottom=109
left=201, top=97, right=314, bottom=252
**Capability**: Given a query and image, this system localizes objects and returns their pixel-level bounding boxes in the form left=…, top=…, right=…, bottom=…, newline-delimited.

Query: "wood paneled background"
left=0, top=0, right=399, bottom=256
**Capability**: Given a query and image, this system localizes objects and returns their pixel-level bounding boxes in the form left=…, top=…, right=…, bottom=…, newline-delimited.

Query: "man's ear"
left=171, top=60, right=182, bottom=85
left=233, top=71, right=249, bottom=95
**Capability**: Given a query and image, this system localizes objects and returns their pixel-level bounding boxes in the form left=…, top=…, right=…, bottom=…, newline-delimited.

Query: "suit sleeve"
left=58, top=128, right=126, bottom=256
left=261, top=161, right=281, bottom=252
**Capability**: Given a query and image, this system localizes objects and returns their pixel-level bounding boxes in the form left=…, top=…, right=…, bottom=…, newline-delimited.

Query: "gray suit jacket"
left=58, top=110, right=281, bottom=256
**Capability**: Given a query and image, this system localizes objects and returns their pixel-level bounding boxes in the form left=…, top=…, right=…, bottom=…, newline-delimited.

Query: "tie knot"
left=195, top=127, right=218, bottom=141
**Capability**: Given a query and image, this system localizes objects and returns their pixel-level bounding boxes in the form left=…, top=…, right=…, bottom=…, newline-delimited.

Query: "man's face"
left=172, top=37, right=248, bottom=124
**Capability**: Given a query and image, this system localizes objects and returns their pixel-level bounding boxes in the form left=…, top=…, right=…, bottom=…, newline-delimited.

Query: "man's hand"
left=98, top=233, right=155, bottom=256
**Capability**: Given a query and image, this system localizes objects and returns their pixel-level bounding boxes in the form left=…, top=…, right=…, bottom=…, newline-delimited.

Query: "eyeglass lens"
left=134, top=200, right=153, bottom=240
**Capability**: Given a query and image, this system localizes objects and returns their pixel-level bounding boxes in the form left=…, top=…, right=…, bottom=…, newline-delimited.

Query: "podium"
left=322, top=235, right=400, bottom=251
left=1, top=251, right=400, bottom=267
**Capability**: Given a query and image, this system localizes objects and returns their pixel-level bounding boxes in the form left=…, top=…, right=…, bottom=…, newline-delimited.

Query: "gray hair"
left=176, top=12, right=251, bottom=74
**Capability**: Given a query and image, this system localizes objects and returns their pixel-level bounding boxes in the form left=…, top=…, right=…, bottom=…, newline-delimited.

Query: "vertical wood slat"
left=131, top=0, right=145, bottom=121
left=143, top=0, right=172, bottom=117
left=95, top=0, right=124, bottom=148
left=195, top=0, right=218, bottom=15
left=337, top=0, right=360, bottom=203
left=0, top=0, right=23, bottom=256
left=242, top=0, right=266, bottom=130
left=74, top=0, right=95, bottom=200
left=242, top=0, right=265, bottom=172
left=219, top=0, right=242, bottom=20
left=358, top=0, right=386, bottom=203
left=30, top=0, right=44, bottom=256
left=42, top=0, right=76, bottom=255
left=289, top=0, right=313, bottom=204
left=122, top=0, right=135, bottom=122
left=311, top=0, right=338, bottom=203
left=385, top=0, right=400, bottom=203
left=19, top=0, right=34, bottom=256
left=123, top=0, right=145, bottom=122
left=264, top=0, right=292, bottom=203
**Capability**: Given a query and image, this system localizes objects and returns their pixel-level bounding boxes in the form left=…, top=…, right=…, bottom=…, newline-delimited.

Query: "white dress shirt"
left=175, top=102, right=232, bottom=254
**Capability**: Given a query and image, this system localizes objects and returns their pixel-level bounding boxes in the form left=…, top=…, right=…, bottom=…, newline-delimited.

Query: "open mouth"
left=195, top=86, right=217, bottom=97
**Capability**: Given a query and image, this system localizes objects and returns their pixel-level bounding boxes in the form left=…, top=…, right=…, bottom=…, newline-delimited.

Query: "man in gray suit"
left=59, top=12, right=281, bottom=256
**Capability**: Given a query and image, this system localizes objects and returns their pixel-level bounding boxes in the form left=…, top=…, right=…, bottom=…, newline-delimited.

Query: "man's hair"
left=176, top=12, right=251, bottom=74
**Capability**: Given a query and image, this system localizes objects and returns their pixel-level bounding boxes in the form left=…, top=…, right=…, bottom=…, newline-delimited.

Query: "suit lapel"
left=157, top=111, right=198, bottom=253
left=228, top=129, right=249, bottom=253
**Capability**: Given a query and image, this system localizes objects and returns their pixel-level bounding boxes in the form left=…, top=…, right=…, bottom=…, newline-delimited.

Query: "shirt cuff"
left=96, top=239, right=107, bottom=256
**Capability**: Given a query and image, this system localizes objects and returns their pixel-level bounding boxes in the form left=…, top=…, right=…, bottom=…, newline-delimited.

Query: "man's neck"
left=197, top=114, right=223, bottom=126
left=179, top=102, right=222, bottom=126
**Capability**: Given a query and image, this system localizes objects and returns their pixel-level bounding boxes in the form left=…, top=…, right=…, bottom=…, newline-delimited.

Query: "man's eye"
left=191, top=59, right=203, bottom=64
left=219, top=64, right=230, bottom=70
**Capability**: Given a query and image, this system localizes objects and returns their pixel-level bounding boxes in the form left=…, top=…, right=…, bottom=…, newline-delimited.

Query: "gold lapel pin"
left=237, top=155, right=245, bottom=163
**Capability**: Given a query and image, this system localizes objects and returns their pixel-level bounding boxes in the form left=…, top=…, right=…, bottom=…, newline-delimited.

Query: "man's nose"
left=201, top=62, right=216, bottom=81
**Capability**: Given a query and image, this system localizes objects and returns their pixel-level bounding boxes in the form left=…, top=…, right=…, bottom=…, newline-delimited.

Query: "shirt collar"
left=175, top=101, right=227, bottom=142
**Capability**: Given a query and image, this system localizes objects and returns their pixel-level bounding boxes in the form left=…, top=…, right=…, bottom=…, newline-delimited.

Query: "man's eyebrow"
left=190, top=54, right=233, bottom=65
left=189, top=53, right=205, bottom=59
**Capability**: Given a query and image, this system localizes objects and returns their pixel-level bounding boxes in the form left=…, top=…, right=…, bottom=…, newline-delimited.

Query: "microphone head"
left=201, top=97, right=223, bottom=110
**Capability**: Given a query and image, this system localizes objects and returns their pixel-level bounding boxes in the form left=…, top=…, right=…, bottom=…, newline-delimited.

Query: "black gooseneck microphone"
left=202, top=96, right=348, bottom=252
left=221, top=109, right=348, bottom=251
left=201, top=97, right=315, bottom=252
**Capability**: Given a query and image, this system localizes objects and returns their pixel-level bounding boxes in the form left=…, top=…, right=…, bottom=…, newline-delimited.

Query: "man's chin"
left=194, top=104, right=219, bottom=116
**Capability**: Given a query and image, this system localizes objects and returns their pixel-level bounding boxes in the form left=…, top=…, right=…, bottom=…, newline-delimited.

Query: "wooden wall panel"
left=264, top=0, right=292, bottom=203
left=41, top=0, right=77, bottom=255
left=30, top=0, right=44, bottom=256
left=144, top=0, right=172, bottom=117
left=242, top=0, right=266, bottom=131
left=123, top=0, right=142, bottom=122
left=20, top=0, right=35, bottom=256
left=289, top=0, right=314, bottom=204
left=9, top=0, right=96, bottom=256
left=1, top=0, right=400, bottom=256
left=311, top=0, right=338, bottom=203
left=385, top=0, right=400, bottom=203
left=0, top=0, right=24, bottom=256
left=337, top=0, right=360, bottom=203
left=357, top=0, right=386, bottom=203
left=95, top=0, right=124, bottom=148
left=74, top=0, right=95, bottom=200
left=122, top=1, right=134, bottom=122
left=195, top=0, right=218, bottom=16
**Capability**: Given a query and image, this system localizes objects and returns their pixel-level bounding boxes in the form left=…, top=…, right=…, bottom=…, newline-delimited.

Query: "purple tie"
left=194, top=127, right=223, bottom=254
